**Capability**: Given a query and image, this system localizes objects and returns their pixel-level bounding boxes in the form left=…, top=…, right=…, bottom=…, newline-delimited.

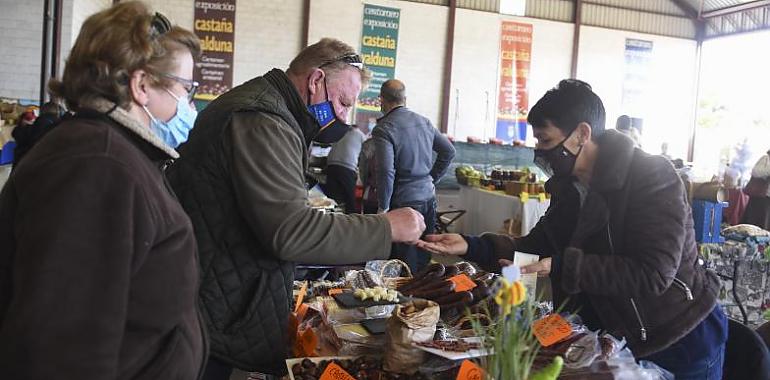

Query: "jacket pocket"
left=130, top=326, right=183, bottom=380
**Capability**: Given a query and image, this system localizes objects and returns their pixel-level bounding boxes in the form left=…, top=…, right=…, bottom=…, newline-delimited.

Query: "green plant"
left=468, top=279, right=562, bottom=380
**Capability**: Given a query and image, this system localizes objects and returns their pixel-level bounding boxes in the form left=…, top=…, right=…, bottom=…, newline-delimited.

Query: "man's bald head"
left=380, top=79, right=406, bottom=113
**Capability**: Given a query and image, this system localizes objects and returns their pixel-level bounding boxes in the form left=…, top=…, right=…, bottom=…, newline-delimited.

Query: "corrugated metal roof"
left=582, top=2, right=697, bottom=38
left=399, top=0, right=449, bottom=6
left=679, top=0, right=763, bottom=14
left=524, top=0, right=574, bottom=22
left=457, top=0, right=499, bottom=12
left=585, top=0, right=690, bottom=17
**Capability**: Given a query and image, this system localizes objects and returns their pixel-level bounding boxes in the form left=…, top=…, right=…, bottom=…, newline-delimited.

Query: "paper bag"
left=383, top=299, right=440, bottom=374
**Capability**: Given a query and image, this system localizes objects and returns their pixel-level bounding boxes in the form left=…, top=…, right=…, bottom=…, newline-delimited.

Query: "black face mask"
left=306, top=76, right=352, bottom=144
left=534, top=130, right=583, bottom=178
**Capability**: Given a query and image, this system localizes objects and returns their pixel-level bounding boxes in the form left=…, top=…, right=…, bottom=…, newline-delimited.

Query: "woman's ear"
left=128, top=69, right=150, bottom=107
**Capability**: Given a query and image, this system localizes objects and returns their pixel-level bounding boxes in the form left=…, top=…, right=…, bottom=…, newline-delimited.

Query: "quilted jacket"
left=168, top=69, right=392, bottom=374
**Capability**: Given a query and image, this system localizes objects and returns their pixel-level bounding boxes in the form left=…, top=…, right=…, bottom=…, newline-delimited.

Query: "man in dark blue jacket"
left=373, top=79, right=456, bottom=271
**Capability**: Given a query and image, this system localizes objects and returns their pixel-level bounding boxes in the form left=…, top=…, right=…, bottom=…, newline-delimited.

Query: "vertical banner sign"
left=496, top=21, right=532, bottom=143
left=193, top=0, right=236, bottom=101
left=356, top=4, right=400, bottom=131
left=621, top=39, right=653, bottom=122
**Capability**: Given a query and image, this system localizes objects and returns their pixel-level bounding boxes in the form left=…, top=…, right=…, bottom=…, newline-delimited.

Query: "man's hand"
left=386, top=208, right=425, bottom=244
left=417, top=234, right=469, bottom=256
left=499, top=257, right=552, bottom=277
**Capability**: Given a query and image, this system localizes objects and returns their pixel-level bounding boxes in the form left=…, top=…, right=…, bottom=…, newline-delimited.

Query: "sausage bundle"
left=396, top=263, right=493, bottom=315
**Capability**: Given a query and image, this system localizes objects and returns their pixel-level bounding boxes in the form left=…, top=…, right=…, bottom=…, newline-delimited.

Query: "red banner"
left=496, top=21, right=532, bottom=143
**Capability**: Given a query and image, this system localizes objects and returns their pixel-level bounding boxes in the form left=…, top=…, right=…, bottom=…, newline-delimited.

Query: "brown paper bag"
left=383, top=299, right=440, bottom=374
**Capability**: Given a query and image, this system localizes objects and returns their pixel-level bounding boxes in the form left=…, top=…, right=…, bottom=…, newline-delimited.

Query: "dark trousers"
left=321, top=165, right=358, bottom=214
left=741, top=196, right=770, bottom=230
left=390, top=197, right=437, bottom=273
left=641, top=306, right=727, bottom=380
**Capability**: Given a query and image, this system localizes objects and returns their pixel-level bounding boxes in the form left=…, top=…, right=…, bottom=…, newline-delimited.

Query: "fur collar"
left=81, top=98, right=179, bottom=159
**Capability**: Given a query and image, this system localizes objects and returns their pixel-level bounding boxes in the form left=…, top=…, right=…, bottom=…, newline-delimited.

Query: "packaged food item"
left=353, top=287, right=399, bottom=303
left=383, top=300, right=440, bottom=374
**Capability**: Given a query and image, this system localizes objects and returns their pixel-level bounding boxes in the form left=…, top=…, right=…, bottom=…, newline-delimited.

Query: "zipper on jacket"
left=629, top=298, right=647, bottom=342
left=160, top=159, right=174, bottom=172
left=672, top=277, right=694, bottom=301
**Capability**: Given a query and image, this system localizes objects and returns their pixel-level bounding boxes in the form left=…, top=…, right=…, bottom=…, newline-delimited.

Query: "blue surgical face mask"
left=307, top=77, right=351, bottom=144
left=143, top=88, right=198, bottom=148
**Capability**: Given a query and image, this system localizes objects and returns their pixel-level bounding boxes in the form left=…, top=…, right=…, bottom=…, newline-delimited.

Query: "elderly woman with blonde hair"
left=0, top=2, right=205, bottom=378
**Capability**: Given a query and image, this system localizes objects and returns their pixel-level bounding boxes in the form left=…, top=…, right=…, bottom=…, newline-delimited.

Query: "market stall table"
left=458, top=186, right=549, bottom=236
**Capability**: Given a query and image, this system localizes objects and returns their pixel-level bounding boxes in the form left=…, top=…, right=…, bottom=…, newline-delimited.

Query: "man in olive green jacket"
left=168, top=39, right=425, bottom=378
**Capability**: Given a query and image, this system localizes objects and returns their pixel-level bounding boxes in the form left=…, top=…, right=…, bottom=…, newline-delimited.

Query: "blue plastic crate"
left=692, top=200, right=728, bottom=244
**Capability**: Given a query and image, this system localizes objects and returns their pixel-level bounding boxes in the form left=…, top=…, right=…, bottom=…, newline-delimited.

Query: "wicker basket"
left=379, top=259, right=413, bottom=290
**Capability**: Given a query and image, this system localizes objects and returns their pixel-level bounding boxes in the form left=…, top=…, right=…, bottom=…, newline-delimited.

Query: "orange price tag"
left=294, top=281, right=308, bottom=313
left=296, top=303, right=309, bottom=321
left=532, top=314, right=573, bottom=347
left=319, top=362, right=356, bottom=380
left=328, top=288, right=344, bottom=295
left=456, top=359, right=484, bottom=380
left=449, top=274, right=477, bottom=292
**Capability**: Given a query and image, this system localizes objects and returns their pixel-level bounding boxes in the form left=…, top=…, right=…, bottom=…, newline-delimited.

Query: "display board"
left=355, top=4, right=401, bottom=130
left=495, top=21, right=532, bottom=144
left=193, top=0, right=236, bottom=101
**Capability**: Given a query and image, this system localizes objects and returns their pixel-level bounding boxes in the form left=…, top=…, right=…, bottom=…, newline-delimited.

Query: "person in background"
left=11, top=101, right=66, bottom=168
left=420, top=80, right=726, bottom=380
left=373, top=79, right=456, bottom=272
left=322, top=126, right=366, bottom=213
left=0, top=2, right=205, bottom=378
left=741, top=150, right=770, bottom=230
left=616, top=114, right=641, bottom=147
left=167, top=38, right=425, bottom=379
left=359, top=136, right=379, bottom=214
left=660, top=141, right=672, bottom=161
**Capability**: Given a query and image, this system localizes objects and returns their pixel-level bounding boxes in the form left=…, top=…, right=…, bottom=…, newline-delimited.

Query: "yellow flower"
left=493, top=279, right=526, bottom=316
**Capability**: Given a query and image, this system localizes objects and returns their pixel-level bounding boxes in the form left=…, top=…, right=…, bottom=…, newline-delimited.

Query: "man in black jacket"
left=420, top=80, right=727, bottom=380
left=168, top=38, right=425, bottom=378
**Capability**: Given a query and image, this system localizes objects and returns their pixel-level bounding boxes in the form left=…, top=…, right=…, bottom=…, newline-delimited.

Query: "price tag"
left=319, top=362, right=356, bottom=380
left=520, top=192, right=529, bottom=203
left=294, top=281, right=308, bottom=313
left=532, top=314, right=573, bottom=347
left=296, top=303, right=309, bottom=321
left=538, top=193, right=547, bottom=202
left=328, top=288, right=344, bottom=295
left=456, top=359, right=484, bottom=380
left=449, top=274, right=477, bottom=292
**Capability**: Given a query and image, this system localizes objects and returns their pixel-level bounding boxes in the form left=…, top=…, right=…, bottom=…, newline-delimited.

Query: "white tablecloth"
left=458, top=186, right=550, bottom=236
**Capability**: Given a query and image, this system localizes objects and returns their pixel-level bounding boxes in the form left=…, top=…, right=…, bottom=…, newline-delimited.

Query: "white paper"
left=513, top=251, right=540, bottom=299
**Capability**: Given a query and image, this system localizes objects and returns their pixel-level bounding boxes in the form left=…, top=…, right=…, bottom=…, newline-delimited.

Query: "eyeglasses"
left=161, top=73, right=199, bottom=102
left=320, top=53, right=364, bottom=70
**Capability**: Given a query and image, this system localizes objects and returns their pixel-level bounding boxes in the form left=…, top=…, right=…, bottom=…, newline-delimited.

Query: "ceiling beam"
left=702, top=0, right=770, bottom=19
left=669, top=0, right=700, bottom=19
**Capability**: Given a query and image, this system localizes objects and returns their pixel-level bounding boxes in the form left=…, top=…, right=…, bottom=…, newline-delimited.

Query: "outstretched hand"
left=416, top=234, right=469, bottom=256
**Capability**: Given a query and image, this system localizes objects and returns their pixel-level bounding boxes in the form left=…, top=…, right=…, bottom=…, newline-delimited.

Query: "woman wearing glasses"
left=0, top=2, right=205, bottom=379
